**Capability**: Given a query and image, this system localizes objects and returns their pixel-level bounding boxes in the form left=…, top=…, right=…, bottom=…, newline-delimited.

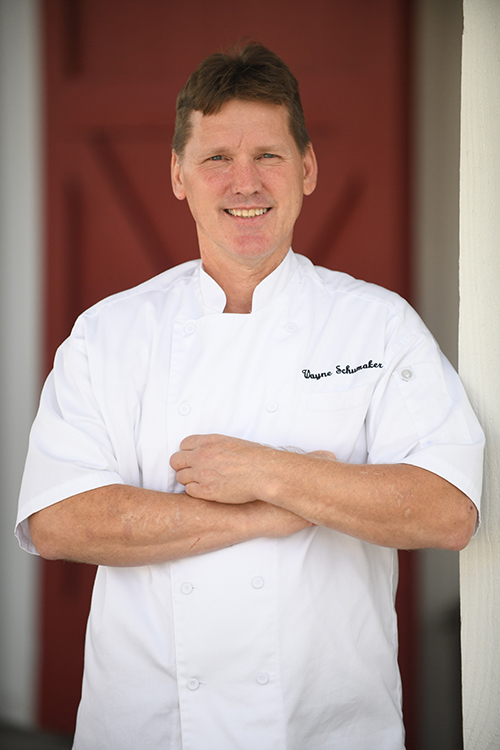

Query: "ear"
left=171, top=150, right=186, bottom=200
left=302, top=143, right=318, bottom=196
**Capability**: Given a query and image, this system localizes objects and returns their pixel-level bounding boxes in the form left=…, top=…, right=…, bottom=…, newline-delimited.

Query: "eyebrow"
left=196, top=143, right=289, bottom=158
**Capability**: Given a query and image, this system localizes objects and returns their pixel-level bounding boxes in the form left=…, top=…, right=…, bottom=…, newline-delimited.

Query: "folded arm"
left=170, top=434, right=478, bottom=551
left=28, top=484, right=311, bottom=567
left=29, top=430, right=477, bottom=566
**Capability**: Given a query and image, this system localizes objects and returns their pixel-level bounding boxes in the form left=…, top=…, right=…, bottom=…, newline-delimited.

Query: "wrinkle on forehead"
left=186, top=101, right=297, bottom=159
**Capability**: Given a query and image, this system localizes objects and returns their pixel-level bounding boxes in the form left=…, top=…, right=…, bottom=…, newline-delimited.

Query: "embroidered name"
left=336, top=360, right=383, bottom=375
left=302, top=369, right=332, bottom=380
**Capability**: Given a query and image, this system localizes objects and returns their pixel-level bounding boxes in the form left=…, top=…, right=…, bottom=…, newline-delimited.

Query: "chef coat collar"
left=198, top=249, right=298, bottom=313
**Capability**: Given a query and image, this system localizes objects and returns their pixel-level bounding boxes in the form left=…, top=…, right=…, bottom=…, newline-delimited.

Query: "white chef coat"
left=16, top=250, right=484, bottom=750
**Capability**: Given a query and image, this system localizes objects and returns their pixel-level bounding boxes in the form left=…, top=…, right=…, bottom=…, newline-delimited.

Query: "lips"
left=225, top=208, right=271, bottom=218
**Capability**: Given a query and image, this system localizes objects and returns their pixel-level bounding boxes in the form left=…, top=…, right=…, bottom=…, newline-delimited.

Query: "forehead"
left=186, top=99, right=295, bottom=153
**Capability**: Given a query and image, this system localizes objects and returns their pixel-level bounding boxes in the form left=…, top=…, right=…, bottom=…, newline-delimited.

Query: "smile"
left=225, top=208, right=271, bottom=218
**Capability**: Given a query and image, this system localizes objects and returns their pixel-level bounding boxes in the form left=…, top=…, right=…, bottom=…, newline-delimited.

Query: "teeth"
left=227, top=208, right=269, bottom=217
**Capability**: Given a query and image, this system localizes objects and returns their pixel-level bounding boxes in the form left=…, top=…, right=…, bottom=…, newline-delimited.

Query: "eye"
left=209, top=155, right=223, bottom=161
left=261, top=153, right=277, bottom=159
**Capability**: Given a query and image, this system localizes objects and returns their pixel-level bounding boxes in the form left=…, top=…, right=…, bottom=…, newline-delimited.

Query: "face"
left=171, top=99, right=317, bottom=276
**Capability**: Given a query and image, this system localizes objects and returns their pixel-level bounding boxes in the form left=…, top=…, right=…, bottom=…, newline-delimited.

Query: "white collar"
left=198, top=249, right=297, bottom=314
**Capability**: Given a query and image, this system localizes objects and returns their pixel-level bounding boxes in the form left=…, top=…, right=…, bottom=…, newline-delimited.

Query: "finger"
left=178, top=435, right=200, bottom=451
left=174, top=467, right=196, bottom=486
left=179, top=433, right=217, bottom=450
left=169, top=451, right=192, bottom=471
left=179, top=433, right=230, bottom=451
left=184, top=482, right=210, bottom=500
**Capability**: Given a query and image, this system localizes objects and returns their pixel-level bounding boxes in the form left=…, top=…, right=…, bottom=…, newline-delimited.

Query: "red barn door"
left=41, top=0, right=415, bottom=743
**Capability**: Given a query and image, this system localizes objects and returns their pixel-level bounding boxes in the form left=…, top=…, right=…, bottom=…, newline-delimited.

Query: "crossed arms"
left=29, top=433, right=477, bottom=566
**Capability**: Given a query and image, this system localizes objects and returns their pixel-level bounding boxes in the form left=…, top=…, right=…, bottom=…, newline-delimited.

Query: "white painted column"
left=459, top=1, right=500, bottom=748
left=0, top=0, right=42, bottom=727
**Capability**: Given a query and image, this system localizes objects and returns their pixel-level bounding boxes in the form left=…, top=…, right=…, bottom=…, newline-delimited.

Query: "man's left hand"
left=170, top=433, right=477, bottom=550
left=170, top=434, right=271, bottom=504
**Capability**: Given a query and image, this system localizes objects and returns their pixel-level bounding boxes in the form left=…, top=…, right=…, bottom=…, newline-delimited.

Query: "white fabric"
left=16, top=251, right=484, bottom=750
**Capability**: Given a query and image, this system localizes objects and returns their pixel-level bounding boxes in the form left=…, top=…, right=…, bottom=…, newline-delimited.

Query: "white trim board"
left=460, top=1, right=500, bottom=747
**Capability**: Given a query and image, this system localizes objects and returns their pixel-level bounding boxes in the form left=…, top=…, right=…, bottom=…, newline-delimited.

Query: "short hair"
left=172, top=42, right=310, bottom=159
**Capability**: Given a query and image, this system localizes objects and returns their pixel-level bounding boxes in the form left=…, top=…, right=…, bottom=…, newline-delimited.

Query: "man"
left=17, top=43, right=483, bottom=749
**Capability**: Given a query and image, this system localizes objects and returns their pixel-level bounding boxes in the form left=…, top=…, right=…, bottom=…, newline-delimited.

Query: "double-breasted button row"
left=178, top=402, right=280, bottom=415
left=186, top=672, right=270, bottom=690
left=180, top=578, right=265, bottom=594
left=181, top=321, right=297, bottom=335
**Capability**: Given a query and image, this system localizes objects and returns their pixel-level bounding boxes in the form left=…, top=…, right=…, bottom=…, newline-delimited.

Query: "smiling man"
left=170, top=98, right=317, bottom=313
left=17, top=43, right=483, bottom=750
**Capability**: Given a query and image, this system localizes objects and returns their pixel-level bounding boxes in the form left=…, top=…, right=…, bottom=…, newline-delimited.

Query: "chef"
left=17, top=42, right=483, bottom=749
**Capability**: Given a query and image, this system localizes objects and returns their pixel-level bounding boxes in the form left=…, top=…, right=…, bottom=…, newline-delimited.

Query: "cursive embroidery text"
left=336, top=360, right=383, bottom=375
left=302, top=369, right=332, bottom=380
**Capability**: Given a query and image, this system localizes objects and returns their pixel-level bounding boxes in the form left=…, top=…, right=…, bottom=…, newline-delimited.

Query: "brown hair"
left=172, top=42, right=310, bottom=159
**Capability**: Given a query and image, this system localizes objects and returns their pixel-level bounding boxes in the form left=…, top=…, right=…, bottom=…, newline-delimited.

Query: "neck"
left=201, top=248, right=289, bottom=314
left=219, top=265, right=260, bottom=314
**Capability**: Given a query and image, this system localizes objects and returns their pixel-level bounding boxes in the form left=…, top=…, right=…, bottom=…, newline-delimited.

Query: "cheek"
left=278, top=183, right=304, bottom=222
left=265, top=171, right=303, bottom=207
left=201, top=169, right=231, bottom=192
left=188, top=174, right=231, bottom=212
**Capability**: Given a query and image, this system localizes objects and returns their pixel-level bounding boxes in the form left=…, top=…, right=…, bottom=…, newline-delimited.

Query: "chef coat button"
left=285, top=322, right=297, bottom=333
left=183, top=322, right=196, bottom=335
left=178, top=402, right=191, bottom=416
left=187, top=678, right=200, bottom=691
left=251, top=576, right=264, bottom=589
left=400, top=368, right=414, bottom=381
left=266, top=401, right=278, bottom=413
left=181, top=582, right=193, bottom=595
left=256, top=671, right=270, bottom=685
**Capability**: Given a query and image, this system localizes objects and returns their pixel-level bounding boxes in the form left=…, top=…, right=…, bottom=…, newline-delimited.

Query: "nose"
left=231, top=158, right=262, bottom=196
